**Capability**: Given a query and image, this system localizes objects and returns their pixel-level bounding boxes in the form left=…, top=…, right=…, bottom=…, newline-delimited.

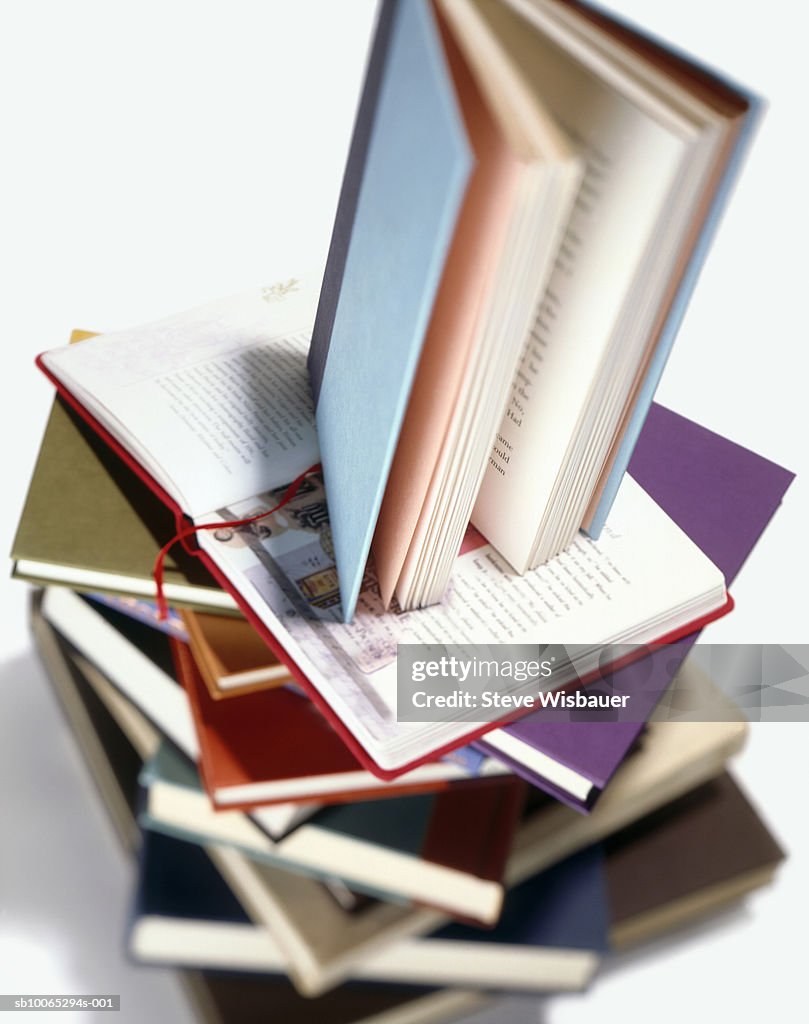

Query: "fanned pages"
left=468, top=0, right=747, bottom=570
left=372, top=0, right=581, bottom=610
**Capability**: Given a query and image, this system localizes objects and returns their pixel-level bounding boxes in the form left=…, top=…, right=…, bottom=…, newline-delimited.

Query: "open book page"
left=40, top=276, right=321, bottom=518
left=196, top=474, right=725, bottom=770
left=469, top=0, right=692, bottom=571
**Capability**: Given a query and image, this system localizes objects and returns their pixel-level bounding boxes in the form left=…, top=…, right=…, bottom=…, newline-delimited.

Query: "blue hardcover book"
left=139, top=740, right=524, bottom=924
left=308, top=0, right=472, bottom=621
left=130, top=828, right=480, bottom=1020
left=130, top=828, right=607, bottom=992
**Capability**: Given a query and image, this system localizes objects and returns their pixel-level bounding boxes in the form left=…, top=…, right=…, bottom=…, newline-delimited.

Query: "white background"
left=1, top=2, right=807, bottom=1022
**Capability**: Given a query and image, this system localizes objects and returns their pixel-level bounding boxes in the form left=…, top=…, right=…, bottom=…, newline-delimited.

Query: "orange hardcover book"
left=181, top=610, right=291, bottom=700
left=173, top=639, right=510, bottom=811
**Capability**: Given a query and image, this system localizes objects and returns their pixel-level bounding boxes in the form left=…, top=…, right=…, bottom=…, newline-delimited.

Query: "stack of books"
left=12, top=2, right=796, bottom=1022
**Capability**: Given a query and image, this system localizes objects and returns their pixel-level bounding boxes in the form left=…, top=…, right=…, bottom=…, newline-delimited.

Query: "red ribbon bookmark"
left=152, top=463, right=322, bottom=621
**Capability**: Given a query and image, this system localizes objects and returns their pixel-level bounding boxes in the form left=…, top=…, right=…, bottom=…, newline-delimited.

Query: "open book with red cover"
left=37, top=283, right=731, bottom=779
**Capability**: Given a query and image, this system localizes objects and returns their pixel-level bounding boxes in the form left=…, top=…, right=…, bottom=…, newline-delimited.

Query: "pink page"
left=371, top=6, right=522, bottom=606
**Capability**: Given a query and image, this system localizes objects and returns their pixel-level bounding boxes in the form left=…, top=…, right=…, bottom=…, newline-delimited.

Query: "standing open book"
left=310, top=0, right=757, bottom=618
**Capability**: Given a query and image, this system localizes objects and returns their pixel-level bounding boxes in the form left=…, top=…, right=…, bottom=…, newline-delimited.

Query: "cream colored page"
left=512, top=0, right=740, bottom=532
left=470, top=1, right=688, bottom=569
left=371, top=10, right=522, bottom=606
left=42, top=277, right=321, bottom=517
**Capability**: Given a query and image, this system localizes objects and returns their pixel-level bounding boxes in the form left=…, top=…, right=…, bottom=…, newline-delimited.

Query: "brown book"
left=181, top=609, right=291, bottom=699
left=607, top=773, right=785, bottom=948
left=182, top=971, right=486, bottom=1024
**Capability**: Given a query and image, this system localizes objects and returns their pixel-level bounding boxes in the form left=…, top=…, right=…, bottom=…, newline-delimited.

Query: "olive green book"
left=12, top=331, right=234, bottom=611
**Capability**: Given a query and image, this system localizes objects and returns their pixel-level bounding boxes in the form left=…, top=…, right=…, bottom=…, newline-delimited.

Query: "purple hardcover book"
left=476, top=403, right=794, bottom=811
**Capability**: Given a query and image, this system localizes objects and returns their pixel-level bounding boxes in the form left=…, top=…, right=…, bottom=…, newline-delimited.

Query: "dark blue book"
left=130, top=829, right=607, bottom=994
left=140, top=739, right=525, bottom=925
